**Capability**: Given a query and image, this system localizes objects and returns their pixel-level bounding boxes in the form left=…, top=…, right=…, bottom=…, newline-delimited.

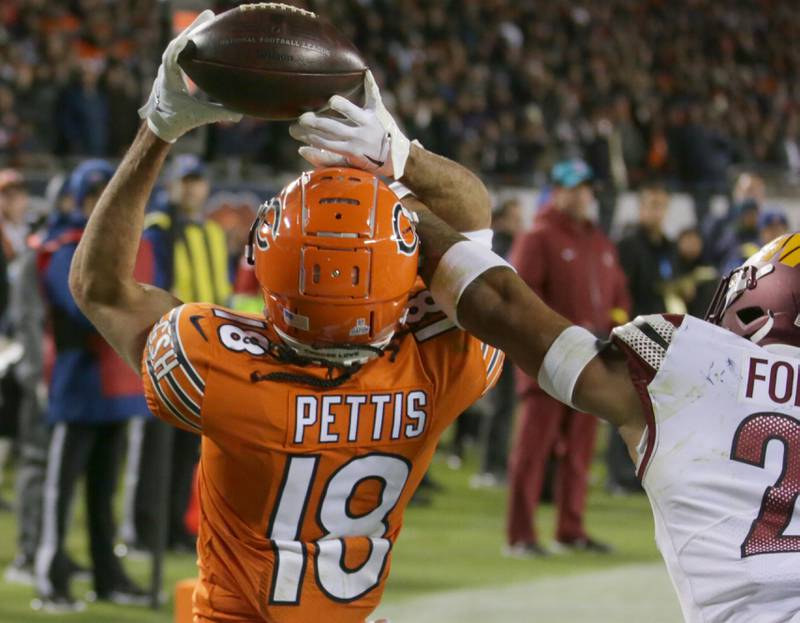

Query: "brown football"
left=177, top=3, right=366, bottom=119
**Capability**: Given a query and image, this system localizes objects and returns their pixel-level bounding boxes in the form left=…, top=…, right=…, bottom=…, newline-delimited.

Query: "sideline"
left=374, top=562, right=682, bottom=623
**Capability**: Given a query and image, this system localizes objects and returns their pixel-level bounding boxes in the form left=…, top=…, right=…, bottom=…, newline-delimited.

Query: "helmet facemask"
left=706, top=234, right=800, bottom=349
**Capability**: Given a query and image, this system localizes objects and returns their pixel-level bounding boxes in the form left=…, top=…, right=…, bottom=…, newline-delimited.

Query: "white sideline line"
left=374, top=562, right=682, bottom=623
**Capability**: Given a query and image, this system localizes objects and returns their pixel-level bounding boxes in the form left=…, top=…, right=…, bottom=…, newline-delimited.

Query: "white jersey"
left=612, top=314, right=800, bottom=623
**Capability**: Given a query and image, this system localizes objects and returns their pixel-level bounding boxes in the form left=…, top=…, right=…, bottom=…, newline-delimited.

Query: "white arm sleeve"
left=537, top=326, right=602, bottom=409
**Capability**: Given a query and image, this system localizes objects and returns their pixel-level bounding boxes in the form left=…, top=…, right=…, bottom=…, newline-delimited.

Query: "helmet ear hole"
left=736, top=306, right=765, bottom=325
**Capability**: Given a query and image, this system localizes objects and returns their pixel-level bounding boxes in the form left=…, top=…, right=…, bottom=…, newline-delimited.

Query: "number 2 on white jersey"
left=267, top=453, right=410, bottom=604
left=730, top=412, right=800, bottom=557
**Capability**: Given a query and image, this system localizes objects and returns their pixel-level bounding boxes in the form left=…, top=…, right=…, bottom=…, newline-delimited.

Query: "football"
left=177, top=3, right=366, bottom=119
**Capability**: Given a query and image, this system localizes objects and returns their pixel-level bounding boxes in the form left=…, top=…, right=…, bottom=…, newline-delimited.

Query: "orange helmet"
left=245, top=167, right=419, bottom=364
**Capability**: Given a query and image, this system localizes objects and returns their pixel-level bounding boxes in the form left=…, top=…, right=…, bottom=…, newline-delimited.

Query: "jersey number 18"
left=267, top=452, right=410, bottom=604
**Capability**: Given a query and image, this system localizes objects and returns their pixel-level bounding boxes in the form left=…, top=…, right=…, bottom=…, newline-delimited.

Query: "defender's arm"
left=398, top=143, right=490, bottom=231
left=410, top=199, right=646, bottom=447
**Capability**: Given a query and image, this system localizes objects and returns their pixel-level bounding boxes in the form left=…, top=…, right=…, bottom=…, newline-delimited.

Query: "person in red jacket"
left=506, top=159, right=630, bottom=556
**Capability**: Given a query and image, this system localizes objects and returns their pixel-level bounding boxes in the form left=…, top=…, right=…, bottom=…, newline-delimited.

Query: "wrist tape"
left=537, top=326, right=601, bottom=408
left=388, top=181, right=414, bottom=200
left=429, top=240, right=514, bottom=327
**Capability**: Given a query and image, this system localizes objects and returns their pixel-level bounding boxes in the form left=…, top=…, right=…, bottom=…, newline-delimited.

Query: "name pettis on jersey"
left=740, top=353, right=800, bottom=407
left=291, top=389, right=428, bottom=445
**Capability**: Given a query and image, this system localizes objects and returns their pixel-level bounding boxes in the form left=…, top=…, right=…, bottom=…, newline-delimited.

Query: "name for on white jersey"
left=741, top=354, right=800, bottom=407
left=292, top=389, right=428, bottom=445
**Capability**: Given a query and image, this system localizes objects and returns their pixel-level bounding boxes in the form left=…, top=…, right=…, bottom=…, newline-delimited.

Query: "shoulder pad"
left=611, top=314, right=683, bottom=371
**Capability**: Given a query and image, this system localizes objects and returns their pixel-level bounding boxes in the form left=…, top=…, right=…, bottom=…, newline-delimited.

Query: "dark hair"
left=638, top=178, right=668, bottom=195
left=492, top=198, right=519, bottom=223
left=677, top=226, right=701, bottom=241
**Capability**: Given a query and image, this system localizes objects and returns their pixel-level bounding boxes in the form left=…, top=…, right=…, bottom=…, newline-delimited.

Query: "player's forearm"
left=459, top=270, right=572, bottom=375
left=70, top=124, right=170, bottom=307
left=413, top=200, right=644, bottom=435
left=412, top=200, right=569, bottom=376
left=401, top=144, right=491, bottom=231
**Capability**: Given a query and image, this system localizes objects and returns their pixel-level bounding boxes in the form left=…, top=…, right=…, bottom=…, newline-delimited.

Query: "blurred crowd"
left=337, top=0, right=800, bottom=187
left=2, top=0, right=800, bottom=189
left=0, top=0, right=155, bottom=161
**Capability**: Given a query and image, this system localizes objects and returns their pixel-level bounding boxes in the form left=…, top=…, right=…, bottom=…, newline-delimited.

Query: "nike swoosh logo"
left=189, top=315, right=208, bottom=341
left=365, top=154, right=385, bottom=167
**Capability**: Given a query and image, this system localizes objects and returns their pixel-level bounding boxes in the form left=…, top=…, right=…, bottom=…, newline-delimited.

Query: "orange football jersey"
left=142, top=290, right=503, bottom=623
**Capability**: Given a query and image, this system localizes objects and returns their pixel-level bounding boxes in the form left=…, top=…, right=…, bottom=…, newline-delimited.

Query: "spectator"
left=0, top=83, right=24, bottom=160
left=472, top=198, right=523, bottom=489
left=143, top=154, right=230, bottom=305
left=611, top=182, right=675, bottom=494
left=617, top=183, right=675, bottom=317
left=670, top=227, right=719, bottom=318
left=506, top=159, right=629, bottom=557
left=583, top=102, right=617, bottom=234
left=13, top=61, right=58, bottom=155
left=2, top=169, right=48, bottom=585
left=757, top=209, right=790, bottom=246
left=125, top=154, right=231, bottom=554
left=717, top=199, right=762, bottom=274
left=104, top=60, right=141, bottom=157
left=666, top=102, right=735, bottom=226
left=784, top=112, right=800, bottom=184
left=613, top=94, right=647, bottom=188
left=704, top=172, right=765, bottom=269
left=34, top=159, right=148, bottom=611
left=0, top=171, right=17, bottom=513
left=54, top=62, right=109, bottom=156
left=0, top=168, right=31, bottom=258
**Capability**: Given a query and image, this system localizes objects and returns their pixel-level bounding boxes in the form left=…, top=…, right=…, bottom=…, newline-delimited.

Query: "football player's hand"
left=289, top=70, right=411, bottom=179
left=139, top=10, right=242, bottom=143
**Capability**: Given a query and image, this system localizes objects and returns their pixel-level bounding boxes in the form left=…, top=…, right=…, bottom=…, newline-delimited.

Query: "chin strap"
left=748, top=310, right=775, bottom=344
left=272, top=325, right=392, bottom=366
left=251, top=367, right=361, bottom=389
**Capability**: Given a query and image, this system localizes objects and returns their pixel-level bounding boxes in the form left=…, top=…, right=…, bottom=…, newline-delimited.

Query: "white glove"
left=289, top=71, right=411, bottom=179
left=138, top=10, right=242, bottom=143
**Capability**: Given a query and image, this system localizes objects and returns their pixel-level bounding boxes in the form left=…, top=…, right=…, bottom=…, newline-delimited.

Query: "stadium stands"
left=1, top=0, right=799, bottom=187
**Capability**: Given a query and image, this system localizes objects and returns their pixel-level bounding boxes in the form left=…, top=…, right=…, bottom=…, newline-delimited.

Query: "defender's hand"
left=289, top=71, right=411, bottom=178
left=139, top=10, right=242, bottom=143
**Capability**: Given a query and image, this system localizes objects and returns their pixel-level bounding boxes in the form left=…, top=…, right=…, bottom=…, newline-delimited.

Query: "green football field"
left=0, top=437, right=678, bottom=623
